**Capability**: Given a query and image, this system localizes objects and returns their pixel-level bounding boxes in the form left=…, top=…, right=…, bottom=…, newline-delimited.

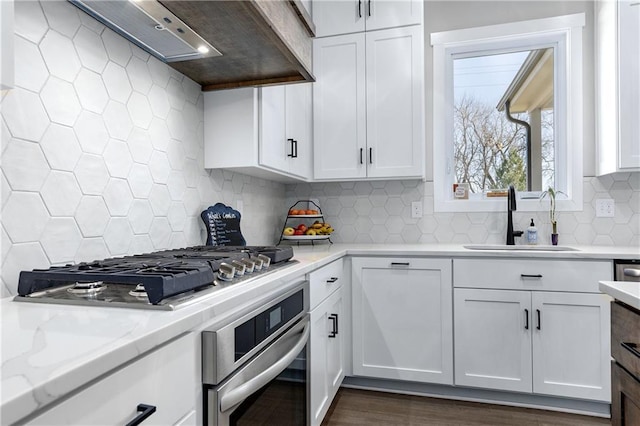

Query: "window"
left=431, top=14, right=585, bottom=212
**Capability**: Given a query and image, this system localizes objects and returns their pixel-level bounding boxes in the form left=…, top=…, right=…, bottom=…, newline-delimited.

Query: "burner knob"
left=257, top=254, right=271, bottom=269
left=231, top=260, right=246, bottom=277
left=249, top=256, right=264, bottom=271
left=218, top=263, right=235, bottom=281
left=239, top=258, right=255, bottom=274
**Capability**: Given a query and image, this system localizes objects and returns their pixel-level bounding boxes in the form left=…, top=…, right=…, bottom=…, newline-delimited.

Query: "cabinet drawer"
left=31, top=333, right=198, bottom=425
left=454, top=258, right=612, bottom=292
left=309, top=258, right=344, bottom=310
left=612, top=301, right=640, bottom=378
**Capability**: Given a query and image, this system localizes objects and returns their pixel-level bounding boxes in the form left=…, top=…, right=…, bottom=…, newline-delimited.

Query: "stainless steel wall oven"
left=202, top=282, right=309, bottom=425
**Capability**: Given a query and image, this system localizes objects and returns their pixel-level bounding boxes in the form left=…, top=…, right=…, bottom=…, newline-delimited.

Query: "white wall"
left=0, top=0, right=286, bottom=297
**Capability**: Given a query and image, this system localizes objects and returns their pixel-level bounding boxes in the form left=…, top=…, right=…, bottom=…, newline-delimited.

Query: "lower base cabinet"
left=309, top=286, right=344, bottom=426
left=351, top=257, right=453, bottom=384
left=454, top=289, right=611, bottom=401
left=30, top=333, right=198, bottom=425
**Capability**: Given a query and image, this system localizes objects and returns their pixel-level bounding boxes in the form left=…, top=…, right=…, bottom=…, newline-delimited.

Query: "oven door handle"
left=219, top=320, right=310, bottom=413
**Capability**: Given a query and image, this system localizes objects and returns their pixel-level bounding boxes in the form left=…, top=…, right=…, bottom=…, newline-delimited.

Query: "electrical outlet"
left=595, top=199, right=614, bottom=217
left=411, top=201, right=423, bottom=218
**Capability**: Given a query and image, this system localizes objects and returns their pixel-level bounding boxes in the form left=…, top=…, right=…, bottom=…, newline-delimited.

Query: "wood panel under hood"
left=159, top=0, right=315, bottom=91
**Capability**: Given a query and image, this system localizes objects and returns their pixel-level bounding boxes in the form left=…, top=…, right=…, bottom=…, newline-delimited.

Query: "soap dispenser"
left=527, top=218, right=538, bottom=245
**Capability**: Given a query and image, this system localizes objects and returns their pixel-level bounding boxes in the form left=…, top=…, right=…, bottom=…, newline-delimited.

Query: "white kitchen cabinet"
left=0, top=0, right=14, bottom=90
left=30, top=333, right=199, bottom=425
left=204, top=83, right=312, bottom=182
left=351, top=257, right=453, bottom=384
left=313, top=0, right=423, bottom=38
left=309, top=286, right=344, bottom=426
left=454, top=288, right=533, bottom=393
left=308, top=259, right=346, bottom=426
left=595, top=0, right=640, bottom=174
left=313, top=25, right=424, bottom=180
left=453, top=259, right=612, bottom=402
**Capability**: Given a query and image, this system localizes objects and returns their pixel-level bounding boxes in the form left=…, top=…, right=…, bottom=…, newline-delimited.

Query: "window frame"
left=430, top=13, right=585, bottom=213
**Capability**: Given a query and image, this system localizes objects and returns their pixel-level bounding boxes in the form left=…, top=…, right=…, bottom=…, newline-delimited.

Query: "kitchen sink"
left=463, top=244, right=579, bottom=252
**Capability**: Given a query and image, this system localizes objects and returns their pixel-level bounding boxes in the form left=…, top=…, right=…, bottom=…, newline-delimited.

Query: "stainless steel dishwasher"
left=614, top=259, right=640, bottom=282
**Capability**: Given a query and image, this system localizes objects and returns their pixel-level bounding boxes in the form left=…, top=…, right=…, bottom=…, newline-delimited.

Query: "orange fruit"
left=305, top=209, right=314, bottom=215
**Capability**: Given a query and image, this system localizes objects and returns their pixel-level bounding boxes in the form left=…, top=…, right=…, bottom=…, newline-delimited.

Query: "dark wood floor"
left=321, top=388, right=611, bottom=426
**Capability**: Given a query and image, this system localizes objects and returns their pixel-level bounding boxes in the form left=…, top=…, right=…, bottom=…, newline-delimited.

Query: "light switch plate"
left=595, top=199, right=614, bottom=217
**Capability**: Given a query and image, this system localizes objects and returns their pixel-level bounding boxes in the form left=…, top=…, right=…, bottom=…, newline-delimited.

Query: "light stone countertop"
left=599, top=281, right=640, bottom=310
left=2, top=243, right=638, bottom=423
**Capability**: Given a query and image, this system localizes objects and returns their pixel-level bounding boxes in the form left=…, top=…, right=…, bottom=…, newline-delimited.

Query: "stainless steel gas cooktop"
left=14, top=246, right=296, bottom=310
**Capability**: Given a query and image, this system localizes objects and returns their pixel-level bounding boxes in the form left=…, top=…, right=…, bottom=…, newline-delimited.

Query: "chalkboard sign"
left=200, top=203, right=246, bottom=246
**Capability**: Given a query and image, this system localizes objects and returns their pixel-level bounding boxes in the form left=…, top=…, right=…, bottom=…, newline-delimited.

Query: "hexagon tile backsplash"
left=0, top=0, right=285, bottom=297
left=284, top=175, right=640, bottom=247
left=1, top=1, right=639, bottom=298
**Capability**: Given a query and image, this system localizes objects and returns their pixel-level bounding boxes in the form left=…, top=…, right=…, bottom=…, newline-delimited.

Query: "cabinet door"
left=365, top=26, right=424, bottom=179
left=313, top=0, right=365, bottom=37
left=618, top=0, right=640, bottom=169
left=309, top=287, right=344, bottom=426
left=352, top=258, right=453, bottom=384
left=326, top=288, right=345, bottom=398
left=454, top=289, right=532, bottom=393
left=286, top=83, right=313, bottom=179
left=531, top=292, right=611, bottom=401
left=30, top=333, right=198, bottom=425
left=365, top=0, right=423, bottom=31
left=260, top=85, right=289, bottom=172
left=313, top=33, right=367, bottom=179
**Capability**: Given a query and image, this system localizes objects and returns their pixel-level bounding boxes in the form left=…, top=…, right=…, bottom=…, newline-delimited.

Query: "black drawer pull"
left=621, top=342, right=640, bottom=359
left=390, top=262, right=410, bottom=267
left=524, top=309, right=529, bottom=330
left=287, top=138, right=295, bottom=158
left=521, top=274, right=543, bottom=279
left=358, top=0, right=362, bottom=17
left=328, top=314, right=338, bottom=338
left=126, top=404, right=156, bottom=426
left=326, top=277, right=339, bottom=283
left=360, top=148, right=363, bottom=164
left=536, top=309, right=541, bottom=330
left=369, top=147, right=372, bottom=164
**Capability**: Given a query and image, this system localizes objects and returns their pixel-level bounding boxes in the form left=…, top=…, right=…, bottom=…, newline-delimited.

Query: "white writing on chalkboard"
left=200, top=203, right=246, bottom=246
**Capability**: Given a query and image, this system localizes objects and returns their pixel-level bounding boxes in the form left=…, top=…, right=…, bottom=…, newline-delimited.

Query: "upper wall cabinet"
left=0, top=0, right=14, bottom=90
left=204, top=84, right=313, bottom=182
left=313, top=25, right=424, bottom=180
left=313, top=0, right=423, bottom=37
left=595, top=0, right=640, bottom=174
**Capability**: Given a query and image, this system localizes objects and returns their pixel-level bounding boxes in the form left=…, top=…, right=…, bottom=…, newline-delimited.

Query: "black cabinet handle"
left=536, top=309, right=541, bottom=330
left=369, top=147, right=372, bottom=164
left=287, top=138, right=295, bottom=158
left=326, top=277, right=339, bottom=283
left=360, top=148, right=363, bottom=164
left=368, top=0, right=371, bottom=16
left=521, top=274, right=543, bottom=279
left=358, top=0, right=362, bottom=17
left=621, top=342, right=640, bottom=358
left=293, top=139, right=298, bottom=158
left=390, top=262, right=410, bottom=267
left=524, top=309, right=529, bottom=330
left=328, top=314, right=338, bottom=338
left=125, top=404, right=157, bottom=426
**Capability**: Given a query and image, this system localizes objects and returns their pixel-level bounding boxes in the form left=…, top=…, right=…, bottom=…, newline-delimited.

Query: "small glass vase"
left=551, top=233, right=559, bottom=246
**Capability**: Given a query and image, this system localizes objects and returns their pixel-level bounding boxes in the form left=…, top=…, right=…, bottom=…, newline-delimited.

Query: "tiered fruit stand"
left=278, top=200, right=333, bottom=245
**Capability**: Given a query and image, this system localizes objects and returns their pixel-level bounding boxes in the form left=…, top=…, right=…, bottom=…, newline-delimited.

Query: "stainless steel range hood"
left=70, top=0, right=222, bottom=62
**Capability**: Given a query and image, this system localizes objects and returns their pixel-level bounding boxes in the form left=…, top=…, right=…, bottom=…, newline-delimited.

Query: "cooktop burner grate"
left=16, top=245, right=294, bottom=307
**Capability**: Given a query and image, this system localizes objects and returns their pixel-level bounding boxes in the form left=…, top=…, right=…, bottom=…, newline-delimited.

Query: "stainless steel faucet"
left=506, top=185, right=523, bottom=245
